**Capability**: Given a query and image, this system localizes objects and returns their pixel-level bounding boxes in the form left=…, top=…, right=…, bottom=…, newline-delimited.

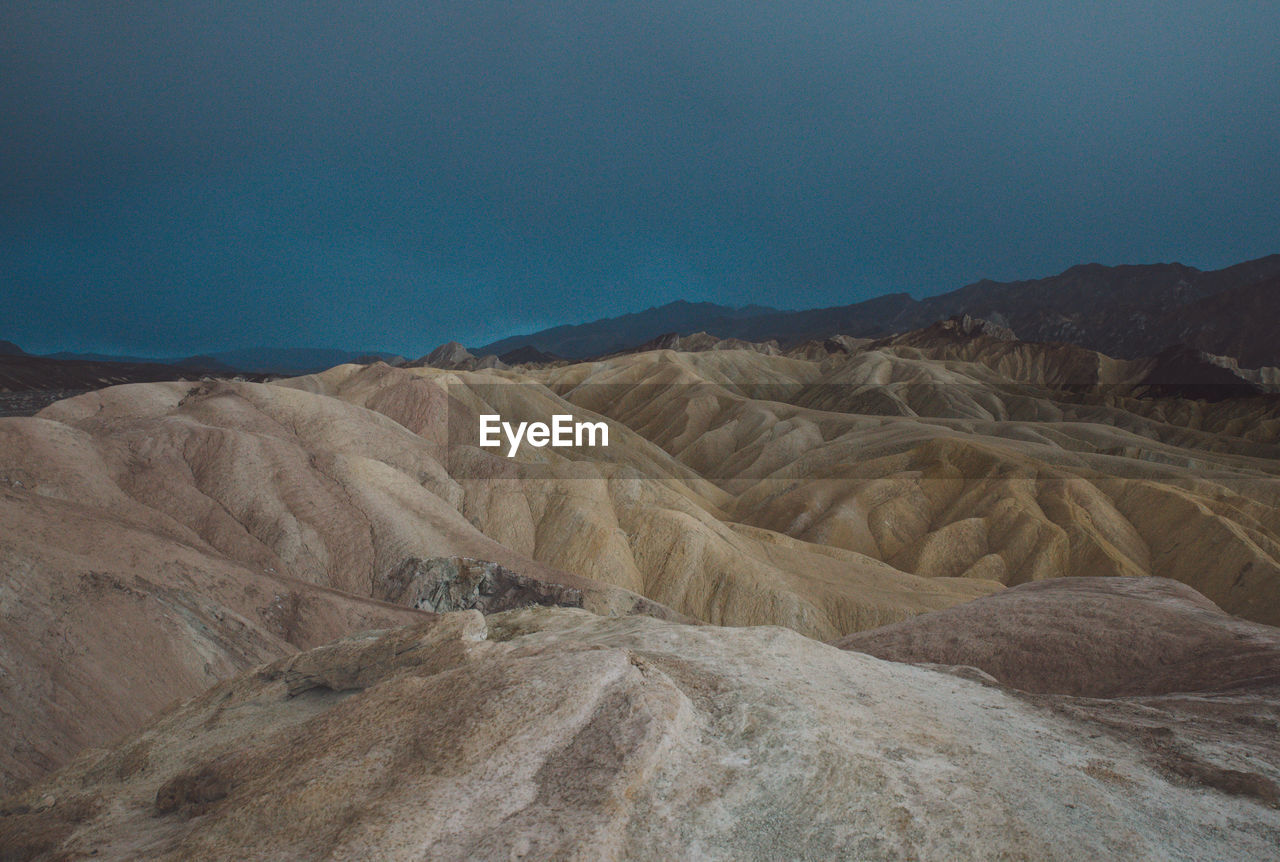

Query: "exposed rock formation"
left=4, top=607, right=1278, bottom=860
left=374, top=556, right=584, bottom=613
left=621, top=331, right=782, bottom=356
left=0, top=476, right=427, bottom=797
left=410, top=342, right=507, bottom=371
left=0, top=378, right=687, bottom=795
left=4, top=324, right=1280, bottom=801
left=884, top=313, right=1018, bottom=344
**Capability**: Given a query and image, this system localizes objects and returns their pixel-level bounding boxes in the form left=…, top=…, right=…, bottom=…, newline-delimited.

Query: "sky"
left=2, top=2, right=1278, bottom=357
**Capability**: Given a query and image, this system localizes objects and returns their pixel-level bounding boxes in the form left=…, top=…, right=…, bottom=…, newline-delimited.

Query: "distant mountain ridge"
left=0, top=346, right=406, bottom=397
left=0, top=353, right=234, bottom=397
left=200, top=347, right=404, bottom=375
left=11, top=254, right=1280, bottom=380
left=33, top=346, right=403, bottom=375
left=475, top=254, right=1280, bottom=366
left=477, top=300, right=780, bottom=359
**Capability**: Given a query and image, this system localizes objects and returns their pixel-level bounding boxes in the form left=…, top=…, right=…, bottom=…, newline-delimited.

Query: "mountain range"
left=475, top=254, right=1280, bottom=365
left=4, top=256, right=1280, bottom=858
left=4, top=345, right=403, bottom=377
left=6, top=255, right=1278, bottom=386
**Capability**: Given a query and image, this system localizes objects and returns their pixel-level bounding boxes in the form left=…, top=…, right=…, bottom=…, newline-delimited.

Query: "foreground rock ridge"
left=4, top=596, right=1278, bottom=860
left=1, top=319, right=1279, bottom=858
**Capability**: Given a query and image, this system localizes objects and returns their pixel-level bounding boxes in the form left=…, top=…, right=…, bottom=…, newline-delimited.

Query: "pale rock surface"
left=3, top=607, right=1278, bottom=860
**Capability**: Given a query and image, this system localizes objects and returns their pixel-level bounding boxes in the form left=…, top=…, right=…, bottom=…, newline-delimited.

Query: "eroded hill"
left=2, top=324, right=1280, bottom=815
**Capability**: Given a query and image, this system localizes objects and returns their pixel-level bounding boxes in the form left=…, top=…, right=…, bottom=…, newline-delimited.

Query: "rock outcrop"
left=410, top=342, right=507, bottom=371
left=4, top=606, right=1278, bottom=860
left=374, top=556, right=584, bottom=613
left=621, top=331, right=782, bottom=356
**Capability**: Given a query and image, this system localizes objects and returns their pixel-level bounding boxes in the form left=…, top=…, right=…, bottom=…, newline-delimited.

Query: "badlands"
left=3, top=321, right=1280, bottom=859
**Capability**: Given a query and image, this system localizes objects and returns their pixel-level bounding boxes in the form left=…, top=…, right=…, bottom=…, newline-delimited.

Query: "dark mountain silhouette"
left=620, top=331, right=782, bottom=356
left=498, top=345, right=563, bottom=364
left=172, top=347, right=403, bottom=375
left=1133, top=344, right=1270, bottom=401
left=1159, top=273, right=1280, bottom=369
left=44, top=351, right=171, bottom=364
left=173, top=355, right=240, bottom=373
left=38, top=347, right=402, bottom=376
left=0, top=354, right=230, bottom=395
left=475, top=255, right=1280, bottom=365
left=903, top=255, right=1280, bottom=362
left=476, top=300, right=780, bottom=359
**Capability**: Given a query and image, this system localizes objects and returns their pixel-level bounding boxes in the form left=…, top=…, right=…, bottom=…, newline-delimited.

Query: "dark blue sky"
left=3, top=3, right=1277, bottom=356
